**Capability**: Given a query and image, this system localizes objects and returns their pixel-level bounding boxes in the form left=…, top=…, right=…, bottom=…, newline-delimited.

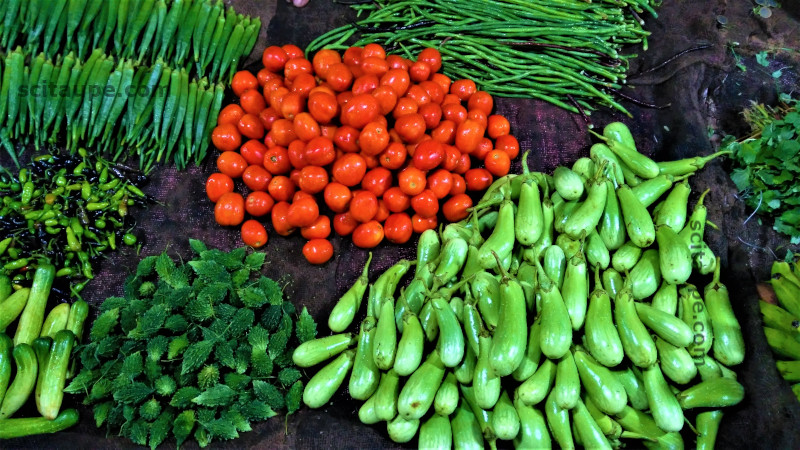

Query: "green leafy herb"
left=725, top=98, right=800, bottom=243
left=69, top=242, right=318, bottom=448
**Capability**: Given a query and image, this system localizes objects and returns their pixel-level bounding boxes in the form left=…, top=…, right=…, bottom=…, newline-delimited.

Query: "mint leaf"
left=181, top=341, right=215, bottom=375
left=245, top=252, right=266, bottom=270
left=286, top=381, right=303, bottom=415
left=253, top=380, right=285, bottom=410
left=193, top=384, right=237, bottom=407
left=296, top=306, right=317, bottom=344
left=190, top=239, right=208, bottom=254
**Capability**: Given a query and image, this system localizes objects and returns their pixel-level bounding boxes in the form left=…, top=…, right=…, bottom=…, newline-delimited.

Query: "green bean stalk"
left=0, top=149, right=150, bottom=297
left=306, top=0, right=660, bottom=116
left=294, top=122, right=743, bottom=449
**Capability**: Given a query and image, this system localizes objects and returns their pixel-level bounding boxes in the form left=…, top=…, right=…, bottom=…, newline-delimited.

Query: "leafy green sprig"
left=65, top=239, right=317, bottom=448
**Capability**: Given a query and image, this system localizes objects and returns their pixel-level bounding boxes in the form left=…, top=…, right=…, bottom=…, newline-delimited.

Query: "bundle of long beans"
left=0, top=0, right=260, bottom=84
left=307, top=0, right=659, bottom=116
left=0, top=47, right=225, bottom=172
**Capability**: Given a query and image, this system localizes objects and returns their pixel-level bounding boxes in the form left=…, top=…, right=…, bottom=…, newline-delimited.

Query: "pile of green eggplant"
left=0, top=264, right=88, bottom=438
left=0, top=46, right=225, bottom=172
left=760, top=259, right=800, bottom=402
left=293, top=122, right=745, bottom=449
left=0, top=0, right=260, bottom=83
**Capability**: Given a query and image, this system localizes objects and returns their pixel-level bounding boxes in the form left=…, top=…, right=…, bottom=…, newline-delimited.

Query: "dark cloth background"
left=4, top=0, right=800, bottom=448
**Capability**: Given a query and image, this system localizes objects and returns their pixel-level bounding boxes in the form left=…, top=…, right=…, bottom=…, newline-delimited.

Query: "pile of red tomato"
left=206, top=42, right=520, bottom=264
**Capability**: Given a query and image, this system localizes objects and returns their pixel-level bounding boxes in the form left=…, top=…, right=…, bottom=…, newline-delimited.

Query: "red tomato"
left=333, top=126, right=361, bottom=153
left=431, top=120, right=457, bottom=145
left=361, top=167, right=393, bottom=197
left=349, top=191, right=379, bottom=223
left=293, top=112, right=321, bottom=142
left=205, top=173, right=234, bottom=203
left=297, top=165, right=329, bottom=194
left=352, top=220, right=384, bottom=248
left=232, top=70, right=259, bottom=97
left=453, top=153, right=471, bottom=175
left=455, top=119, right=485, bottom=154
left=410, top=189, right=439, bottom=218
left=450, top=173, right=467, bottom=196
left=332, top=153, right=367, bottom=187
left=268, top=176, right=296, bottom=202
left=245, top=191, right=275, bottom=217
left=426, top=169, right=453, bottom=199
left=409, top=60, right=432, bottom=83
left=270, top=119, right=297, bottom=146
left=242, top=165, right=272, bottom=192
left=394, top=113, right=426, bottom=143
left=431, top=73, right=452, bottom=96
left=392, top=97, right=419, bottom=119
left=214, top=192, right=245, bottom=226
left=484, top=149, right=511, bottom=177
left=419, top=102, right=443, bottom=130
left=441, top=144, right=461, bottom=172
left=287, top=197, right=320, bottom=228
left=240, top=139, right=268, bottom=166
left=308, top=91, right=340, bottom=125
left=324, top=182, right=352, bottom=213
left=333, top=212, right=359, bottom=236
left=258, top=107, right=281, bottom=131
left=468, top=90, right=494, bottom=115
left=291, top=73, right=317, bottom=97
left=263, top=146, right=291, bottom=175
left=417, top=47, right=443, bottom=73
left=450, top=79, right=477, bottom=100
left=312, top=49, right=342, bottom=78
left=217, top=151, right=248, bottom=178
left=301, top=215, right=332, bottom=240
left=398, top=166, right=427, bottom=196
left=495, top=134, right=520, bottom=160
left=211, top=123, right=242, bottom=152
left=405, top=84, right=431, bottom=106
left=287, top=139, right=308, bottom=169
left=467, top=109, right=488, bottom=130
left=371, top=85, right=398, bottom=116
left=374, top=199, right=390, bottom=222
left=325, top=62, right=354, bottom=92
left=383, top=187, right=411, bottom=213
left=218, top=104, right=244, bottom=126
left=412, top=140, right=445, bottom=171
left=240, top=219, right=268, bottom=248
left=418, top=80, right=444, bottom=105
left=279, top=91, right=305, bottom=120
left=303, top=239, right=334, bottom=264
left=262, top=46, right=288, bottom=72
left=384, top=213, right=413, bottom=244
left=271, top=201, right=295, bottom=236
left=442, top=103, right=468, bottom=124
left=341, top=93, right=380, bottom=129
left=304, top=136, right=336, bottom=166
left=293, top=191, right=314, bottom=203
left=284, top=58, right=313, bottom=82
left=380, top=68, right=411, bottom=97
left=465, top=168, right=494, bottom=191
left=358, top=121, right=390, bottom=156
left=352, top=74, right=380, bottom=95
left=379, top=142, right=407, bottom=170
left=443, top=193, right=473, bottom=222
left=472, top=137, right=493, bottom=160
left=411, top=213, right=438, bottom=234
left=487, top=114, right=511, bottom=139
left=240, top=89, right=267, bottom=115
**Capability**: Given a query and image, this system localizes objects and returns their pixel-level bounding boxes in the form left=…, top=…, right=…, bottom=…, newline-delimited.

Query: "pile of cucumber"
left=761, top=260, right=800, bottom=401
left=0, top=264, right=88, bottom=438
left=293, top=122, right=746, bottom=449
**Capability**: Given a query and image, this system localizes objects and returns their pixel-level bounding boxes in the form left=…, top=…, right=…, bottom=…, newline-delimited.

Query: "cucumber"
left=0, top=408, right=79, bottom=438
left=0, top=288, right=30, bottom=333
left=38, top=330, right=75, bottom=420
left=292, top=332, right=354, bottom=368
left=0, top=344, right=38, bottom=419
left=13, top=264, right=56, bottom=346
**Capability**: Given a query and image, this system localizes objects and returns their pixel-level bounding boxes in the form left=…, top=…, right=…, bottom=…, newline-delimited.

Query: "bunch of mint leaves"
left=726, top=96, right=800, bottom=244
left=65, top=239, right=317, bottom=448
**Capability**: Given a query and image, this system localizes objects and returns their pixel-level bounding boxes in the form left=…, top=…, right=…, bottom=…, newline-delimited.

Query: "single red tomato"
left=324, top=182, right=353, bottom=213
left=240, top=139, right=268, bottom=166
left=271, top=201, right=295, bottom=236
left=450, top=173, right=467, bottom=196
left=217, top=151, right=248, bottom=178
left=383, top=187, right=411, bottom=213
left=245, top=191, right=275, bottom=217
left=333, top=212, right=359, bottom=236
left=465, top=168, right=493, bottom=191
left=442, top=194, right=473, bottom=222
left=412, top=140, right=445, bottom=171
left=211, top=123, right=242, bottom=152
left=242, top=165, right=272, bottom=192
left=301, top=215, right=332, bottom=240
left=214, top=192, right=245, bottom=226
left=332, top=153, right=367, bottom=187
left=411, top=213, right=438, bottom=233
left=361, top=167, right=393, bottom=197
left=232, top=70, right=259, bottom=97
left=410, top=189, right=439, bottom=218
left=340, top=93, right=380, bottom=129
left=352, top=220, right=384, bottom=248
left=287, top=197, right=320, bottom=228
left=241, top=219, right=268, bottom=248
left=268, top=175, right=296, bottom=202
left=218, top=104, right=245, bottom=126
left=297, top=165, right=329, bottom=194
left=398, top=166, right=427, bottom=196
left=383, top=212, right=413, bottom=244
left=349, top=191, right=379, bottom=223
left=205, top=173, right=234, bottom=203
left=426, top=169, right=453, bottom=199
left=379, top=142, right=407, bottom=170
left=263, top=146, right=292, bottom=175
left=305, top=136, right=336, bottom=166
left=303, top=239, right=334, bottom=264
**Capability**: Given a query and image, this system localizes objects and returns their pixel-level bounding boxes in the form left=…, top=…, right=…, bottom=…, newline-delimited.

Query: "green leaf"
left=268, top=328, right=289, bottom=360
left=776, top=139, right=800, bottom=161
left=155, top=252, right=176, bottom=282
left=259, top=276, right=284, bottom=305
left=278, top=367, right=302, bottom=387
left=149, top=410, right=175, bottom=450
left=253, top=380, right=285, bottom=410
left=223, top=373, right=251, bottom=391
left=286, top=381, right=303, bottom=415
left=245, top=252, right=266, bottom=270
left=164, top=314, right=189, bottom=333
left=214, top=303, right=239, bottom=322
left=222, top=409, right=251, bottom=433
left=64, top=369, right=98, bottom=395
left=215, top=341, right=236, bottom=369
left=90, top=308, right=120, bottom=341
left=147, top=335, right=170, bottom=361
left=181, top=340, right=216, bottom=375
left=113, top=382, right=154, bottom=404
left=193, top=384, right=237, bottom=407
left=234, top=342, right=252, bottom=374
left=229, top=308, right=255, bottom=338
left=128, top=419, right=150, bottom=446
left=121, top=352, right=144, bottom=378
left=185, top=296, right=215, bottom=322
left=173, top=410, right=196, bottom=448
left=190, top=239, right=209, bottom=254
left=773, top=69, right=783, bottom=79
left=250, top=350, right=274, bottom=377
left=756, top=51, right=769, bottom=66
left=296, top=306, right=317, bottom=344
left=738, top=139, right=762, bottom=164
left=129, top=304, right=169, bottom=339
left=198, top=282, right=229, bottom=305
left=93, top=402, right=113, bottom=427
left=261, top=305, right=283, bottom=331
left=171, top=386, right=202, bottom=408
left=231, top=268, right=251, bottom=289
left=240, top=286, right=268, bottom=308
left=136, top=256, right=159, bottom=278
left=205, top=418, right=239, bottom=440
left=247, top=326, right=270, bottom=350
left=240, top=400, right=277, bottom=421
left=99, top=297, right=128, bottom=313
left=189, top=260, right=231, bottom=285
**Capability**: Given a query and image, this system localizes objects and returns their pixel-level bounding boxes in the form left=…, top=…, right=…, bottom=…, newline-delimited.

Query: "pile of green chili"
left=0, top=150, right=150, bottom=297
left=307, top=0, right=660, bottom=116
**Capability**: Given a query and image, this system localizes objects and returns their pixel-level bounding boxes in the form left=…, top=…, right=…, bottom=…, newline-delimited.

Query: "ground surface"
left=5, top=0, right=800, bottom=448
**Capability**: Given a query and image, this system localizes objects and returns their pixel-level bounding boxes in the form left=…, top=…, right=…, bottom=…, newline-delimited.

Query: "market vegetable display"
left=725, top=96, right=800, bottom=244
left=306, top=0, right=658, bottom=116
left=0, top=0, right=260, bottom=83
left=760, top=259, right=800, bottom=402
left=295, top=122, right=744, bottom=448
left=0, top=262, right=89, bottom=439
left=207, top=43, right=521, bottom=263
left=0, top=47, right=226, bottom=172
left=0, top=150, right=149, bottom=295
left=66, top=240, right=318, bottom=448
